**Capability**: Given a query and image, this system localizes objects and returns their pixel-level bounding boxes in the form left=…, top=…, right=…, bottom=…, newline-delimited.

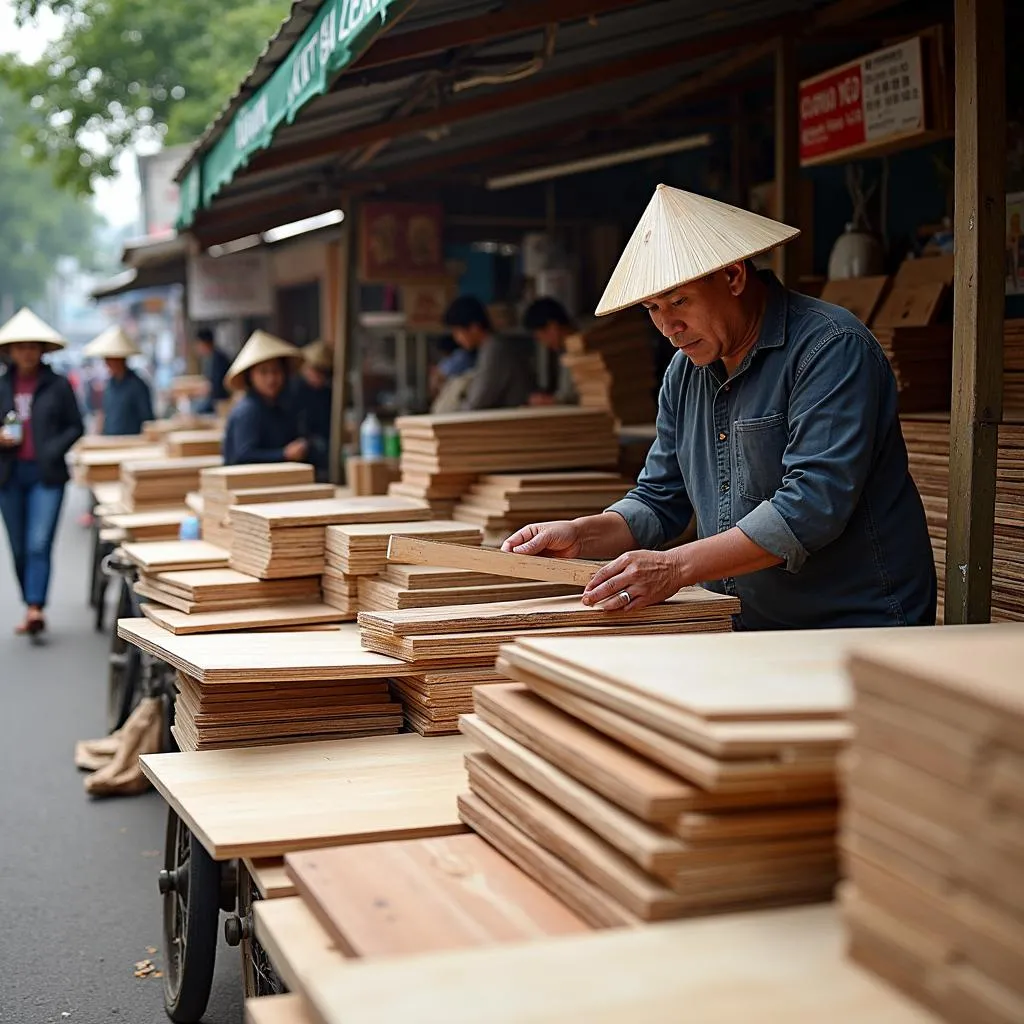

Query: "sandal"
left=15, top=610, right=45, bottom=636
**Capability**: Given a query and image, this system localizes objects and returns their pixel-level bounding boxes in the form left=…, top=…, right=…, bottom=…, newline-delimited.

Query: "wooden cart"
left=139, top=732, right=471, bottom=1023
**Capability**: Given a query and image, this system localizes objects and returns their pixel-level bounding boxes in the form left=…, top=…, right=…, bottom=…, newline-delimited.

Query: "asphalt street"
left=0, top=486, right=243, bottom=1024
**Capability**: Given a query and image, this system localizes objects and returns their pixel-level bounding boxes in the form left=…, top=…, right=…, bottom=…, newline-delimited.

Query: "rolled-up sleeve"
left=606, top=353, right=694, bottom=550
left=737, top=330, right=884, bottom=572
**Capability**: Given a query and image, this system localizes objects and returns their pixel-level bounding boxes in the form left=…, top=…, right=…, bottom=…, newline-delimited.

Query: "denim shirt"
left=223, top=391, right=300, bottom=466
left=607, top=272, right=936, bottom=631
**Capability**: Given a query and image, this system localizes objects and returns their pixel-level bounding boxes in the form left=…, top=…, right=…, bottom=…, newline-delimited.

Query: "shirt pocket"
left=734, top=413, right=788, bottom=502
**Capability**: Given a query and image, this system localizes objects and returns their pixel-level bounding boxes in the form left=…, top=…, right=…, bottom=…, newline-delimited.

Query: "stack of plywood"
left=842, top=629, right=1024, bottom=1023
left=229, top=497, right=430, bottom=579
left=901, top=415, right=1024, bottom=622
left=561, top=309, right=656, bottom=425
left=322, top=520, right=483, bottom=618
left=118, top=618, right=409, bottom=752
left=166, top=429, right=222, bottom=458
left=390, top=667, right=507, bottom=736
left=452, top=472, right=631, bottom=545
left=120, top=540, right=230, bottom=574
left=198, top=463, right=329, bottom=549
left=143, top=414, right=220, bottom=443
left=357, top=563, right=579, bottom=613
left=457, top=631, right=853, bottom=928
left=389, top=407, right=620, bottom=517
left=102, top=508, right=192, bottom=541
left=71, top=444, right=166, bottom=488
left=121, top=455, right=222, bottom=511
left=1005, top=319, right=1024, bottom=421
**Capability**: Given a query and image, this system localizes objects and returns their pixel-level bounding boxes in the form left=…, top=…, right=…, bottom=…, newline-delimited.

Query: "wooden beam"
left=808, top=0, right=912, bottom=30
left=350, top=0, right=642, bottom=72
left=945, top=0, right=1005, bottom=623
left=247, top=17, right=798, bottom=177
left=773, top=36, right=800, bottom=284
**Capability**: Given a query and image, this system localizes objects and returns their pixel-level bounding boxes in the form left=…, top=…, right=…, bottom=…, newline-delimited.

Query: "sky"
left=0, top=0, right=142, bottom=230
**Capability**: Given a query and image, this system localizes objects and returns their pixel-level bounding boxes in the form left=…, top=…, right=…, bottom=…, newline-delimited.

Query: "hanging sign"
left=359, top=202, right=445, bottom=282
left=799, top=37, right=925, bottom=165
left=187, top=250, right=274, bottom=321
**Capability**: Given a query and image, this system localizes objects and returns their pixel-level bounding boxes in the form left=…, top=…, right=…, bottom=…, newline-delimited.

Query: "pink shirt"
left=13, top=374, right=37, bottom=461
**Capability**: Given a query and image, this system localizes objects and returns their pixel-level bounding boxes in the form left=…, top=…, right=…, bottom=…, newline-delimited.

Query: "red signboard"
left=799, top=38, right=924, bottom=165
left=359, top=202, right=444, bottom=283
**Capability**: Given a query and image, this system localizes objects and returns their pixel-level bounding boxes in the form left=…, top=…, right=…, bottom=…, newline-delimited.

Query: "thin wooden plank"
left=296, top=904, right=939, bottom=1024
left=244, top=858, right=296, bottom=900
left=252, top=898, right=342, bottom=996
left=386, top=535, right=603, bottom=587
left=121, top=541, right=230, bottom=572
left=138, top=732, right=472, bottom=859
left=285, top=834, right=588, bottom=958
left=141, top=602, right=346, bottom=635
left=245, top=992, right=313, bottom=1024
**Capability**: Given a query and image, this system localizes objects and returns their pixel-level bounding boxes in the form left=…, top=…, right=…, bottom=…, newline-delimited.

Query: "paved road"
left=0, top=487, right=243, bottom=1024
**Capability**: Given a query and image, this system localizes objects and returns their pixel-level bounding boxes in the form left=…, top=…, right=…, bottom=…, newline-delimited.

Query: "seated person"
left=288, top=339, right=333, bottom=481
left=443, top=296, right=534, bottom=411
left=523, top=297, right=578, bottom=406
left=222, top=331, right=308, bottom=466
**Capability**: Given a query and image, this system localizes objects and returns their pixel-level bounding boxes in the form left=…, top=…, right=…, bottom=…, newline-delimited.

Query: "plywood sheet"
left=118, top=618, right=412, bottom=682
left=244, top=858, right=296, bottom=900
left=139, top=732, right=472, bottom=859
left=252, top=898, right=343, bottom=995
left=141, top=601, right=346, bottom=635
left=295, top=905, right=939, bottom=1024
left=245, top=993, right=313, bottom=1024
left=231, top=497, right=430, bottom=531
left=285, top=834, right=587, bottom=958
left=358, top=577, right=580, bottom=611
left=121, top=540, right=230, bottom=572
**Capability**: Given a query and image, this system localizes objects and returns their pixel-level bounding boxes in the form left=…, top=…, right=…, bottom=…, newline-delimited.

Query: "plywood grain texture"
left=139, top=732, right=471, bottom=859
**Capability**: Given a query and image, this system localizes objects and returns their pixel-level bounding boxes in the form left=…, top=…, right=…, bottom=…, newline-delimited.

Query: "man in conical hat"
left=505, top=185, right=935, bottom=630
left=82, top=325, right=154, bottom=436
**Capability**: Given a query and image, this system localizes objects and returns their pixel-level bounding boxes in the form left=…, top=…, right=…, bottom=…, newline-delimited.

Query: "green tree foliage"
left=0, top=83, right=98, bottom=310
left=1, top=0, right=289, bottom=193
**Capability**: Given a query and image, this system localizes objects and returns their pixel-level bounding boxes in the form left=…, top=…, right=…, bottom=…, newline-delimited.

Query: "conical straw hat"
left=302, top=339, right=333, bottom=372
left=224, top=330, right=302, bottom=391
left=595, top=185, right=800, bottom=316
left=83, top=325, right=140, bottom=359
left=0, top=307, right=66, bottom=352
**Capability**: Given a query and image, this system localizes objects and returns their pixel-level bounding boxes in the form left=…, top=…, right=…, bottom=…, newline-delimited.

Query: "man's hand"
left=283, top=438, right=309, bottom=461
left=502, top=520, right=583, bottom=559
left=582, top=549, right=686, bottom=611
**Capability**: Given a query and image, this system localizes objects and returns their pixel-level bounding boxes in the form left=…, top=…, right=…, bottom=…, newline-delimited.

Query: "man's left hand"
left=582, top=549, right=686, bottom=611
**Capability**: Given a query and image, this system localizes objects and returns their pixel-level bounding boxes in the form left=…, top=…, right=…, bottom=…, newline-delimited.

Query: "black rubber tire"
left=161, top=809, right=219, bottom=1024
left=107, top=579, right=141, bottom=733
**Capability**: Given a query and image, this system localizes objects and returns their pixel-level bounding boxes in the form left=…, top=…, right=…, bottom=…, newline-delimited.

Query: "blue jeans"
left=0, top=460, right=66, bottom=609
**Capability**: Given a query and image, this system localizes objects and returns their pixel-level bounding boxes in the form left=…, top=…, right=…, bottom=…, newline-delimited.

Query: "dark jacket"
left=461, top=334, right=535, bottom=411
left=287, top=376, right=332, bottom=479
left=222, top=391, right=300, bottom=465
left=102, top=368, right=154, bottom=436
left=198, top=347, right=231, bottom=413
left=0, top=364, right=84, bottom=487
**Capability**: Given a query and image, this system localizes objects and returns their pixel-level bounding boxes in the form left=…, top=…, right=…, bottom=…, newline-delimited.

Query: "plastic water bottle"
left=383, top=425, right=401, bottom=459
left=2, top=411, right=23, bottom=445
left=359, top=412, right=384, bottom=459
left=179, top=515, right=201, bottom=541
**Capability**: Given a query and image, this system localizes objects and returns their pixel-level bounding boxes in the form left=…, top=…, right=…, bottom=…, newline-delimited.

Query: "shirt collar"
left=751, top=270, right=788, bottom=352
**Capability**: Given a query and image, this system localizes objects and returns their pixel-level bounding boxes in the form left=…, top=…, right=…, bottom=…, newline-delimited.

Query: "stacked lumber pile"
left=357, top=563, right=579, bottom=612
left=120, top=540, right=230, bottom=574
left=143, top=413, right=219, bottom=443
left=121, top=455, right=222, bottom=512
left=322, top=520, right=483, bottom=618
left=102, top=508, right=192, bottom=541
left=901, top=415, right=1024, bottom=622
left=842, top=628, right=1024, bottom=1022
left=71, top=443, right=165, bottom=488
left=457, top=632, right=848, bottom=927
left=452, top=472, right=631, bottom=545
left=118, top=619, right=408, bottom=752
left=561, top=309, right=656, bottom=425
left=166, top=429, right=222, bottom=458
left=198, top=463, right=330, bottom=549
left=1005, top=319, right=1024, bottom=421
left=389, top=407, right=619, bottom=517
left=389, top=667, right=507, bottom=736
left=229, top=497, right=430, bottom=579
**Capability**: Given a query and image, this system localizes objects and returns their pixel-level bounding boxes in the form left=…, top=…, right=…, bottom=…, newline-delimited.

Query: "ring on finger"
left=619, top=590, right=631, bottom=605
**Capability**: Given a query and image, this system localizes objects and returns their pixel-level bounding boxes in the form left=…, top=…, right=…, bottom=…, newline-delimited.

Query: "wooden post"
left=773, top=35, right=799, bottom=285
left=945, top=0, right=1005, bottom=624
left=329, top=200, right=357, bottom=484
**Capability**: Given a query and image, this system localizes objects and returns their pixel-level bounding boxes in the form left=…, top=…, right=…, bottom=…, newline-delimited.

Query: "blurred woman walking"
left=0, top=309, right=83, bottom=637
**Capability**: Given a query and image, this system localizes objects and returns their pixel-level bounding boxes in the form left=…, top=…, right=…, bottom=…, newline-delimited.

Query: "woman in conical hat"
left=222, top=330, right=308, bottom=466
left=82, top=325, right=154, bottom=437
left=0, top=308, right=83, bottom=637
left=504, top=184, right=936, bottom=631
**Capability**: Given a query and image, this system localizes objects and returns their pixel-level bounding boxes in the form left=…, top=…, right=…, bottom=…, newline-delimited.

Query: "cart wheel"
left=158, top=809, right=219, bottom=1024
left=107, top=579, right=141, bottom=732
left=228, top=863, right=285, bottom=999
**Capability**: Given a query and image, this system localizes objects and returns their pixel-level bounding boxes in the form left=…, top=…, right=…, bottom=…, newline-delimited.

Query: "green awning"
left=178, top=0, right=410, bottom=229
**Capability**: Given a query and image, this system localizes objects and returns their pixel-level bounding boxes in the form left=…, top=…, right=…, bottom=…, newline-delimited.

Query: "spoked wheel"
left=107, top=578, right=141, bottom=732
left=159, top=808, right=219, bottom=1023
left=225, top=863, right=286, bottom=999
